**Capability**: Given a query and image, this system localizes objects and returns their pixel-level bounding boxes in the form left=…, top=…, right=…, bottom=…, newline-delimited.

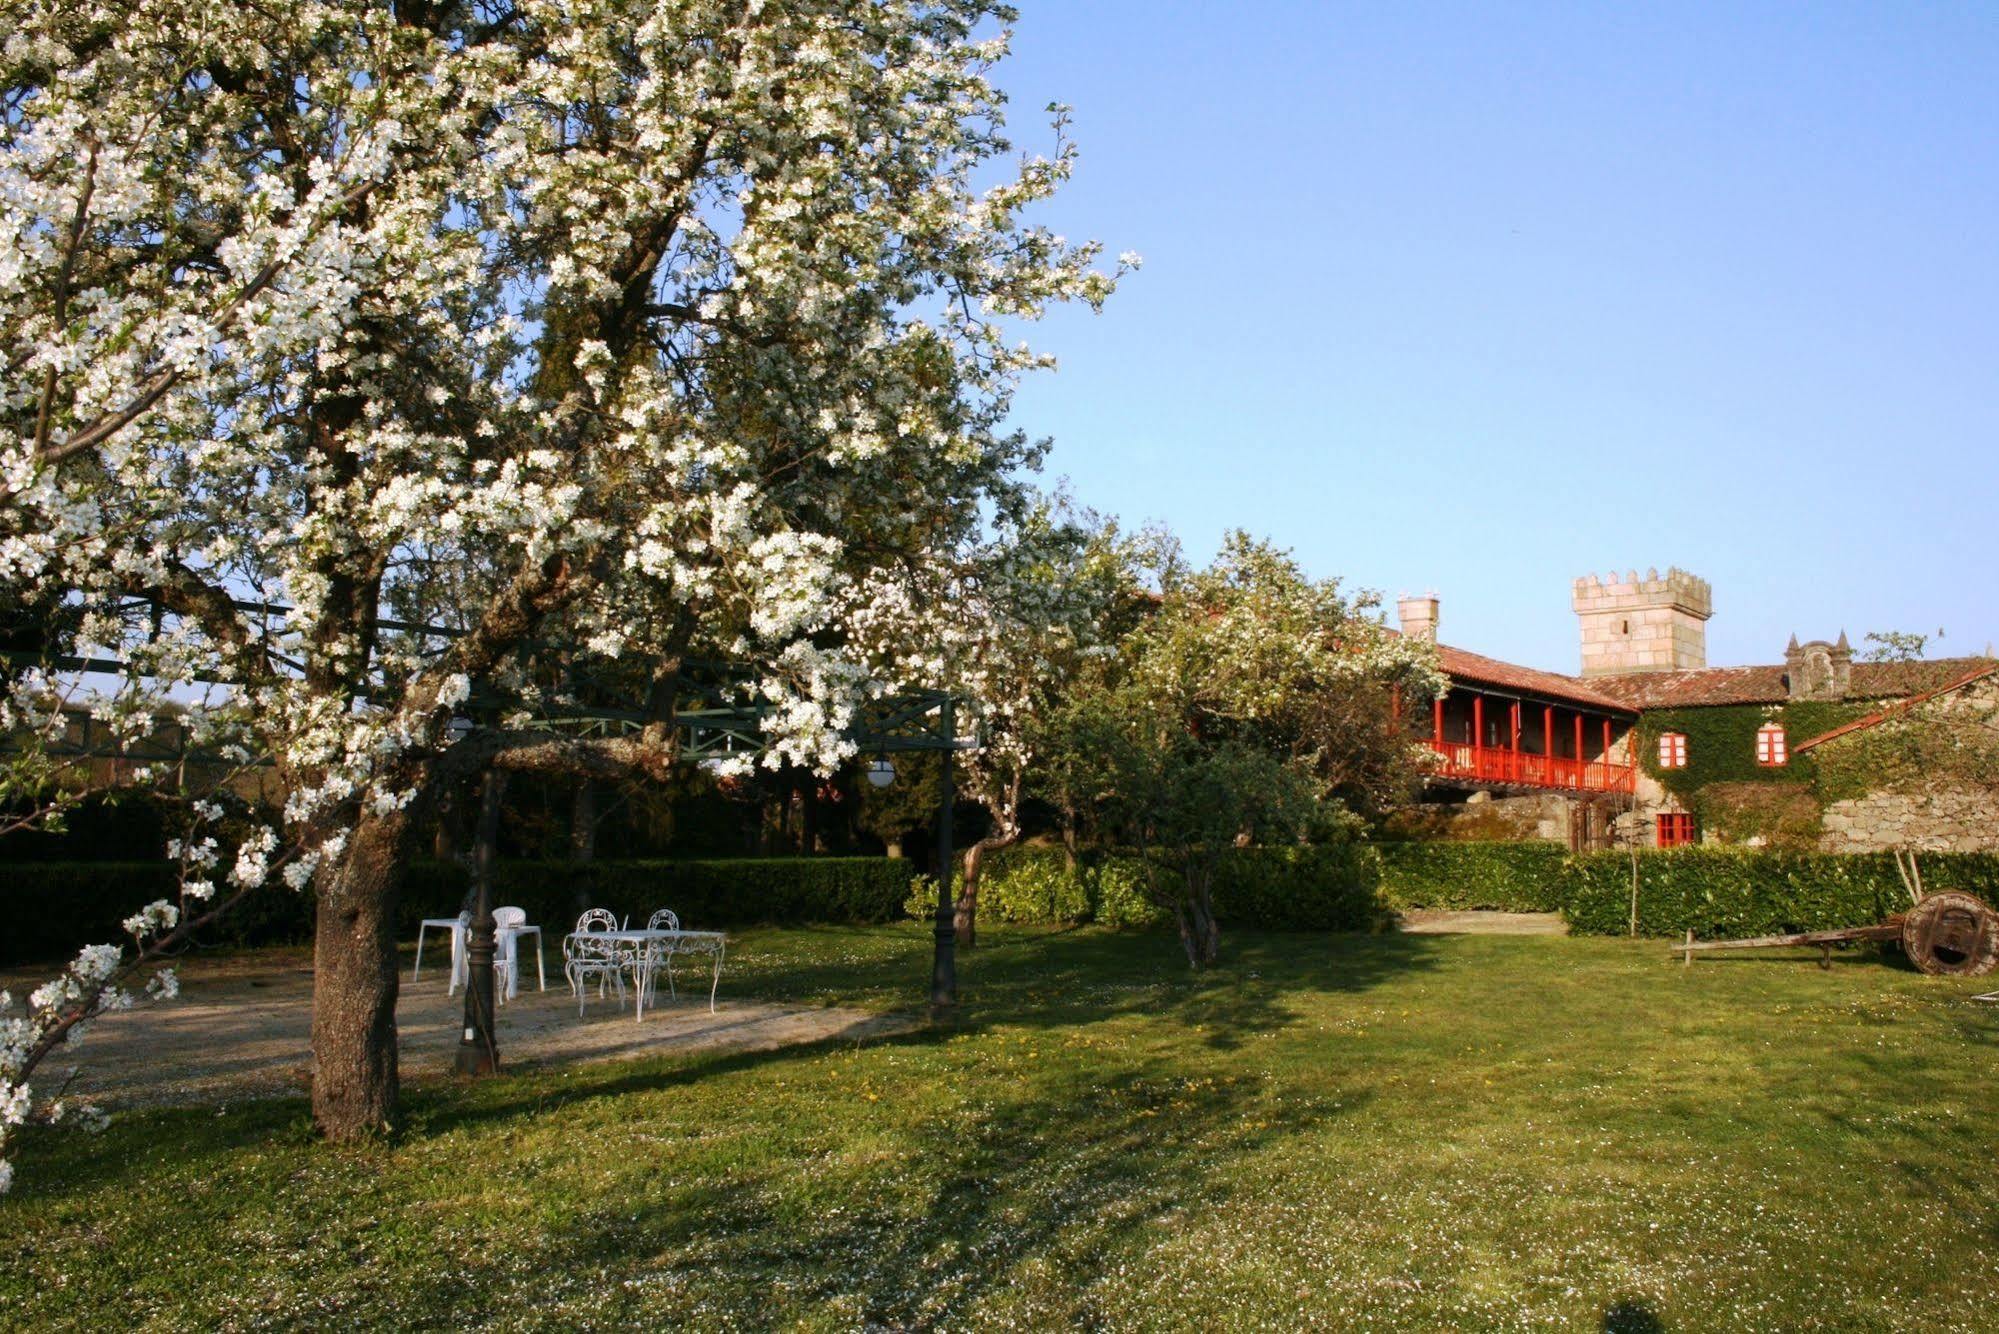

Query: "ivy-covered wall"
left=1632, top=700, right=1871, bottom=847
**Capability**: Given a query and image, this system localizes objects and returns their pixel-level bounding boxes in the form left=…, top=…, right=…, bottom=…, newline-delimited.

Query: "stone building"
left=1403, top=567, right=1998, bottom=852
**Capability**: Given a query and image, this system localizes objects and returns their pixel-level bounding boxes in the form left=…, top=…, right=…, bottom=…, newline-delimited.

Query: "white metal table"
left=567, top=928, right=727, bottom=1020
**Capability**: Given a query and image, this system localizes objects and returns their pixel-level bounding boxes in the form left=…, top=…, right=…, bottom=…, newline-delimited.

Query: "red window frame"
left=1657, top=732, right=1688, bottom=769
left=1755, top=723, right=1787, bottom=767
left=1657, top=813, right=1696, bottom=848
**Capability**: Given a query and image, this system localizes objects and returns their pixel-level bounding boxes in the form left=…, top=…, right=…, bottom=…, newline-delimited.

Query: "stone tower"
left=1572, top=567, right=1712, bottom=677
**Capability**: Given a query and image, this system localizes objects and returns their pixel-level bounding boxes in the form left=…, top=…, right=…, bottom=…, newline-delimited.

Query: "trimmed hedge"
left=0, top=857, right=919, bottom=967
left=0, top=862, right=319, bottom=967
left=1560, top=848, right=1999, bottom=939
left=401, top=858, right=917, bottom=934
left=1376, top=841, right=1568, bottom=912
left=923, top=844, right=1390, bottom=933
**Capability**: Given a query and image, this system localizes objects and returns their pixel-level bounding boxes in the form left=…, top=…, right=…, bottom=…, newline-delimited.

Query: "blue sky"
left=993, top=2, right=1998, bottom=673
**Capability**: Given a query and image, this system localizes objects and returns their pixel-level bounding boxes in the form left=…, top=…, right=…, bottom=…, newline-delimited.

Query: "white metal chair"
left=565, top=909, right=627, bottom=1016
left=645, top=909, right=681, bottom=1002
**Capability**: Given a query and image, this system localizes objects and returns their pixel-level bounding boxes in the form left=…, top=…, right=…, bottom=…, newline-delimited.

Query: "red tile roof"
left=1792, top=661, right=1999, bottom=752
left=1585, top=656, right=1998, bottom=710
left=1432, top=643, right=1638, bottom=713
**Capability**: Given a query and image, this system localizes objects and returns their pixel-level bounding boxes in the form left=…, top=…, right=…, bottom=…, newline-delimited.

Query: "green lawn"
left=4, top=924, right=1996, bottom=1330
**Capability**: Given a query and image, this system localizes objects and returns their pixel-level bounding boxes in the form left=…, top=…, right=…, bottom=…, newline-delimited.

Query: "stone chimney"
left=1397, top=592, right=1439, bottom=642
left=1785, top=631, right=1853, bottom=701
left=1572, top=566, right=1712, bottom=677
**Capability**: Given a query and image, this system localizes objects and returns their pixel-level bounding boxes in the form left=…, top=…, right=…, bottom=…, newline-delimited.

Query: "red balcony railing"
left=1426, top=741, right=1635, bottom=794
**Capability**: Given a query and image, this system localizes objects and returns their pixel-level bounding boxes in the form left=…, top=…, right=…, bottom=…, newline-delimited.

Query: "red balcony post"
left=1541, top=704, right=1554, bottom=784
left=1432, top=696, right=1444, bottom=748
left=1473, top=695, right=1484, bottom=751
left=1574, top=712, right=1584, bottom=762
left=1509, top=701, right=1521, bottom=781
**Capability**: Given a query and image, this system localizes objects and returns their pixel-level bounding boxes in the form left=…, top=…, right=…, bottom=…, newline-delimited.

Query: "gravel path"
left=1397, top=910, right=1569, bottom=936
left=3, top=948, right=907, bottom=1111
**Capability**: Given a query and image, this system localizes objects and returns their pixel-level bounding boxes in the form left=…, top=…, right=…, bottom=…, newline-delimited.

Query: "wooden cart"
left=1674, top=890, right=1999, bottom=977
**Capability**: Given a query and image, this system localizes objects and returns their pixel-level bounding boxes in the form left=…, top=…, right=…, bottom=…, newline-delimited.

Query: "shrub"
left=1558, top=848, right=1999, bottom=938
left=402, top=858, right=919, bottom=933
left=911, top=844, right=1386, bottom=932
left=1091, top=855, right=1166, bottom=928
left=980, top=848, right=1094, bottom=925
left=1375, top=841, right=1568, bottom=912
left=2, top=857, right=920, bottom=967
left=1211, top=845, right=1388, bottom=930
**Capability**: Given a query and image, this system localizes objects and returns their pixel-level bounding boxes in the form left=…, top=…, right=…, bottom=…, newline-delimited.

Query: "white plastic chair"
left=565, top=909, right=627, bottom=1015
left=493, top=906, right=525, bottom=1003
left=447, top=910, right=472, bottom=996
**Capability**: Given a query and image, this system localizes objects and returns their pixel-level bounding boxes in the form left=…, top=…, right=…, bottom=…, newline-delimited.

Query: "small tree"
left=1861, top=630, right=1936, bottom=663
left=1033, top=533, right=1443, bottom=966
left=856, top=751, right=941, bottom=859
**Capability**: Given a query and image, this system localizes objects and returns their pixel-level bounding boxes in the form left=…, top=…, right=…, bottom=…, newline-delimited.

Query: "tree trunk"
left=801, top=777, right=821, bottom=854
left=1177, top=870, right=1219, bottom=968
left=955, top=827, right=1019, bottom=949
left=433, top=787, right=463, bottom=862
left=1174, top=901, right=1203, bottom=968
left=569, top=779, right=597, bottom=864
left=1198, top=880, right=1220, bottom=964
left=311, top=811, right=408, bottom=1140
left=954, top=840, right=984, bottom=949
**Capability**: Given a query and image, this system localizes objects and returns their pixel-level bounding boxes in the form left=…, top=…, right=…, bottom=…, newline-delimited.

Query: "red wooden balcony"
left=1426, top=740, right=1635, bottom=794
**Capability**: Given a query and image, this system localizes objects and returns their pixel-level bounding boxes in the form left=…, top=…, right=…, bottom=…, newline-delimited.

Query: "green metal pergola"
left=5, top=599, right=977, bottom=1073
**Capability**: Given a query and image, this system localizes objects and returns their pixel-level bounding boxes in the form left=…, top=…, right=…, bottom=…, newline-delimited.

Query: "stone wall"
left=1393, top=791, right=1574, bottom=843
left=1811, top=672, right=1999, bottom=853
left=1820, top=788, right=1999, bottom=853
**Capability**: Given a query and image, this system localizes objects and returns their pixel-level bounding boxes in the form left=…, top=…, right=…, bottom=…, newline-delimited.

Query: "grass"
left=3, top=923, right=1996, bottom=1330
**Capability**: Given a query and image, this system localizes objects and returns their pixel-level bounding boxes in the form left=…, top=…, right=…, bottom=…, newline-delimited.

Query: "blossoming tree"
left=0, top=0, right=1127, bottom=1175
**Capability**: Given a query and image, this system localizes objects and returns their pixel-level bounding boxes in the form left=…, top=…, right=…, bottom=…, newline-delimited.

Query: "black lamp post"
left=456, top=766, right=506, bottom=1076
left=929, top=697, right=956, bottom=1012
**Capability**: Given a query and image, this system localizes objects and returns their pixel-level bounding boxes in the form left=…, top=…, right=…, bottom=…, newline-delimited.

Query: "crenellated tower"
left=1572, top=566, right=1712, bottom=676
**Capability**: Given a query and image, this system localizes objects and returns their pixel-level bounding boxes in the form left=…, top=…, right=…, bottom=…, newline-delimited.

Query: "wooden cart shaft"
left=1674, top=922, right=1903, bottom=955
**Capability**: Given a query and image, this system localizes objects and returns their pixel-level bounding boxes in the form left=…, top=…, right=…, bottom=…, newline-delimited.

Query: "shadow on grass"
left=12, top=926, right=1440, bottom=1224
left=415, top=926, right=1440, bottom=1132
left=510, top=1031, right=1375, bottom=1325
left=1603, top=1297, right=1665, bottom=1332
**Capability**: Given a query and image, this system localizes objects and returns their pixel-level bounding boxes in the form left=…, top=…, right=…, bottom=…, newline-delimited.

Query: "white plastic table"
left=414, top=918, right=547, bottom=1000
left=413, top=918, right=461, bottom=982
left=501, top=925, right=548, bottom=1000
left=567, top=928, right=727, bottom=1020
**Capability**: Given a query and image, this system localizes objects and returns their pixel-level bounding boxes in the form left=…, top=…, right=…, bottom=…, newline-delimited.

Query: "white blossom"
left=0, top=0, right=1124, bottom=1188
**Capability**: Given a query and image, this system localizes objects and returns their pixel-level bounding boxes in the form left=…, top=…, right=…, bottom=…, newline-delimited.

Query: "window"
left=1657, top=732, right=1687, bottom=769
left=1756, top=722, right=1788, bottom=767
left=1657, top=813, right=1696, bottom=848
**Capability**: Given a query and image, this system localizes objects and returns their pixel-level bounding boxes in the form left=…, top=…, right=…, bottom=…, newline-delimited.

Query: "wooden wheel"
left=1900, top=891, right=1999, bottom=977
